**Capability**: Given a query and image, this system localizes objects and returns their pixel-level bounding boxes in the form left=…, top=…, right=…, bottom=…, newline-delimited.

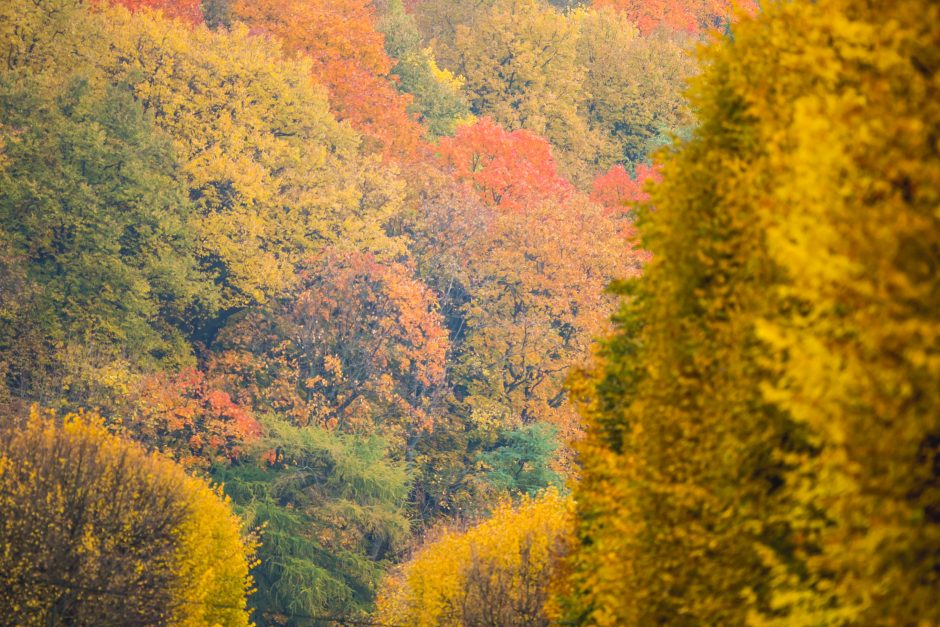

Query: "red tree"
left=592, top=0, right=758, bottom=35
left=590, top=163, right=659, bottom=267
left=125, top=369, right=261, bottom=469
left=435, top=117, right=573, bottom=211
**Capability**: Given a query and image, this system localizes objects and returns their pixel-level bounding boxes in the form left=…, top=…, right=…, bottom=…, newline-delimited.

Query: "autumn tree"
left=576, top=7, right=696, bottom=169
left=230, top=0, right=425, bottom=156
left=438, top=0, right=598, bottom=182
left=0, top=410, right=254, bottom=626
left=590, top=163, right=659, bottom=265
left=435, top=117, right=574, bottom=210
left=377, top=489, right=571, bottom=626
left=378, top=0, right=472, bottom=138
left=568, top=0, right=940, bottom=624
left=121, top=369, right=261, bottom=470
left=102, top=0, right=204, bottom=23
left=592, top=0, right=757, bottom=35
left=433, top=120, right=622, bottom=441
left=0, top=74, right=212, bottom=406
left=412, top=0, right=500, bottom=68
left=92, top=7, right=413, bottom=307
left=210, top=250, right=449, bottom=452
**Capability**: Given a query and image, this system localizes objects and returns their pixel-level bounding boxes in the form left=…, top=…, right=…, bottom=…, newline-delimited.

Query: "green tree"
left=215, top=416, right=411, bottom=620
left=379, top=0, right=472, bottom=138
left=0, top=75, right=211, bottom=405
left=479, top=423, right=563, bottom=498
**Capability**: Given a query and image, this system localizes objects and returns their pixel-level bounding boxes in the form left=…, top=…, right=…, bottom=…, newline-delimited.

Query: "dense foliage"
left=2, top=0, right=688, bottom=619
left=0, top=410, right=253, bottom=625
left=6, top=0, right=925, bottom=624
left=377, top=489, right=572, bottom=625
left=568, top=0, right=940, bottom=624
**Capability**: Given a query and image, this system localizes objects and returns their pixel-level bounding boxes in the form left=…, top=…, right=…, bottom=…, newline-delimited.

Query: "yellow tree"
left=576, top=6, right=696, bottom=169
left=99, top=7, right=409, bottom=304
left=568, top=0, right=940, bottom=624
left=441, top=0, right=599, bottom=183
left=0, top=410, right=254, bottom=626
left=377, top=489, right=572, bottom=626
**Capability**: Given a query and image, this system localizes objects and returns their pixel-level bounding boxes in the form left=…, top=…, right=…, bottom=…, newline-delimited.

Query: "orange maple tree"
left=590, top=163, right=658, bottom=267
left=210, top=249, right=449, bottom=447
left=124, top=369, right=261, bottom=469
left=592, top=0, right=758, bottom=35
left=590, top=163, right=661, bottom=214
left=232, top=0, right=424, bottom=157
left=102, top=0, right=203, bottom=23
left=435, top=117, right=573, bottom=211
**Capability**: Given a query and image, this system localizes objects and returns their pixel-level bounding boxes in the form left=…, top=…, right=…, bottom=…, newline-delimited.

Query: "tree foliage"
left=103, top=0, right=205, bottom=24
left=215, top=416, right=411, bottom=620
left=97, top=7, right=404, bottom=305
left=576, top=7, right=696, bottom=169
left=379, top=0, right=472, bottom=139
left=0, top=74, right=210, bottom=404
left=568, top=0, right=940, bottom=624
left=592, top=0, right=757, bottom=35
left=377, top=489, right=571, bottom=626
left=0, top=0, right=714, bottom=619
left=0, top=410, right=254, bottom=626
left=230, top=0, right=425, bottom=156
left=210, top=250, right=449, bottom=449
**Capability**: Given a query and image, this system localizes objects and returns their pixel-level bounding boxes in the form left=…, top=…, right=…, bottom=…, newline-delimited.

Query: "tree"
left=0, top=0, right=92, bottom=74
left=210, top=250, right=449, bottom=452
left=433, top=121, right=623, bottom=442
left=377, top=489, right=571, bottom=626
left=216, top=415, right=410, bottom=620
left=438, top=0, right=598, bottom=182
left=435, top=117, right=573, bottom=211
left=576, top=7, right=696, bottom=169
left=0, top=74, right=213, bottom=406
left=567, top=0, right=940, bottom=624
left=592, top=0, right=757, bottom=35
left=230, top=0, right=425, bottom=157
left=379, top=0, right=472, bottom=138
left=589, top=163, right=659, bottom=267
left=589, top=163, right=661, bottom=215
left=121, top=368, right=262, bottom=470
left=479, top=423, right=564, bottom=498
left=0, top=410, right=254, bottom=626
left=90, top=5, right=408, bottom=307
left=412, top=0, right=501, bottom=68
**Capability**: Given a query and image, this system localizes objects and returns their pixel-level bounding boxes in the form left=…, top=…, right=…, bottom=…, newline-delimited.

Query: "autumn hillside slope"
left=3, top=0, right=936, bottom=625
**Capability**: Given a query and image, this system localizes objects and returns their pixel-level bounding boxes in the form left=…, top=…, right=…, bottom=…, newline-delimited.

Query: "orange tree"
left=231, top=0, right=425, bottom=157
left=591, top=0, right=758, bottom=35
left=210, top=249, right=449, bottom=451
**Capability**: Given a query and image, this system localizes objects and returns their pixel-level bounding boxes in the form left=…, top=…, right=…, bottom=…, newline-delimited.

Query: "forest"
left=0, top=0, right=936, bottom=625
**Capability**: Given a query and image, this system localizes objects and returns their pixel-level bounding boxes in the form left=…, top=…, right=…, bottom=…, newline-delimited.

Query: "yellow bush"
left=377, top=489, right=572, bottom=626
